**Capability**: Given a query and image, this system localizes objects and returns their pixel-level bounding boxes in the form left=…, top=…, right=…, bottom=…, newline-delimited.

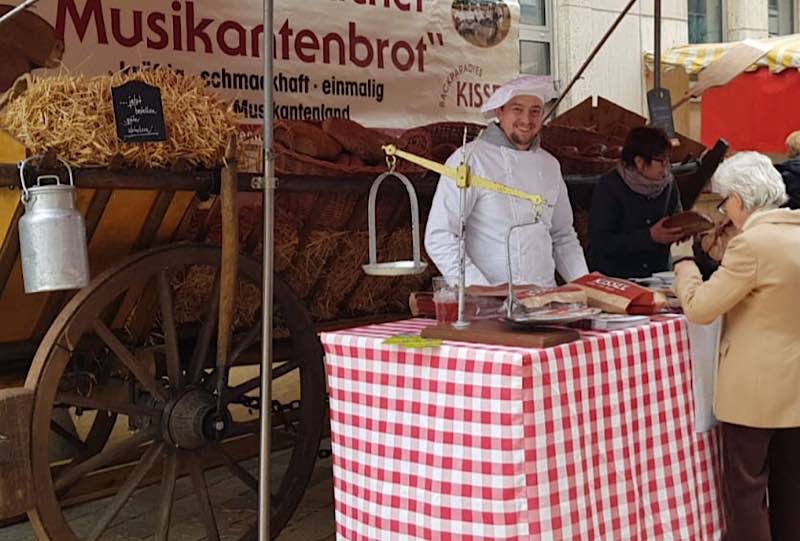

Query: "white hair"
left=711, top=151, right=788, bottom=211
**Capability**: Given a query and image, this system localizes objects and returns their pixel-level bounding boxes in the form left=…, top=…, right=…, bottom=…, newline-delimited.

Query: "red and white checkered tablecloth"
left=321, top=317, right=724, bottom=541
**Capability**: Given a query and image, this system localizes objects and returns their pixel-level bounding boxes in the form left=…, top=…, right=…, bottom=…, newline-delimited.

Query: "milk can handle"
left=18, top=156, right=75, bottom=200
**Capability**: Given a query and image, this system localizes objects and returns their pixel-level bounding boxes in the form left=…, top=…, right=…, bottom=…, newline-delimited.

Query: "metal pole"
left=545, top=0, right=638, bottom=121
left=654, top=0, right=661, bottom=90
left=453, top=188, right=468, bottom=328
left=0, top=0, right=39, bottom=28
left=258, top=0, right=275, bottom=538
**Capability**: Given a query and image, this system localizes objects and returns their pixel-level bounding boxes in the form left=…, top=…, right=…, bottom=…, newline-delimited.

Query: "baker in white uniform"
left=424, top=75, right=588, bottom=287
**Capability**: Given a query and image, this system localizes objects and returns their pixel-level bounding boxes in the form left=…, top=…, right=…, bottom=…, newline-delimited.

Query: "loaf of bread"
left=274, top=120, right=342, bottom=160
left=663, top=211, right=713, bottom=236
left=322, top=117, right=389, bottom=165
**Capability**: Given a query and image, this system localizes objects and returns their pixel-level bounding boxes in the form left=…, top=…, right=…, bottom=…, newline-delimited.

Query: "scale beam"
left=382, top=144, right=546, bottom=211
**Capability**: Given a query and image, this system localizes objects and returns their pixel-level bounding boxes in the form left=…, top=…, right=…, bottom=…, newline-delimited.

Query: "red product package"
left=571, top=273, right=666, bottom=315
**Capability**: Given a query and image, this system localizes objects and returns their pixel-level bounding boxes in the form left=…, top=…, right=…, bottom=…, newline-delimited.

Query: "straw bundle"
left=309, top=231, right=373, bottom=320
left=283, top=230, right=348, bottom=300
left=171, top=264, right=260, bottom=330
left=345, top=228, right=430, bottom=314
left=0, top=68, right=238, bottom=168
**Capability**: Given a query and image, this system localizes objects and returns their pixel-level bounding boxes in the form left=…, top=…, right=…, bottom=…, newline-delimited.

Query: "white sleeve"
left=424, top=152, right=491, bottom=286
left=549, top=174, right=588, bottom=281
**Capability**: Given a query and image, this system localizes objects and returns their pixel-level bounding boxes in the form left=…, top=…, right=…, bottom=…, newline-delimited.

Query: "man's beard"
left=510, top=131, right=537, bottom=148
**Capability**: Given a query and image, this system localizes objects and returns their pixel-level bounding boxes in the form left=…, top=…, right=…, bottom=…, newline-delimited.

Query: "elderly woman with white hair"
left=673, top=151, right=800, bottom=541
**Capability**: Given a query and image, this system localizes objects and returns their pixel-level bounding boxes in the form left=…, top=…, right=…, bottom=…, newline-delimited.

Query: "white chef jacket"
left=424, top=135, right=588, bottom=287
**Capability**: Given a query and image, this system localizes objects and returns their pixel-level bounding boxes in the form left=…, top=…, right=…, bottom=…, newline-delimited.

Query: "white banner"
left=28, top=0, right=520, bottom=129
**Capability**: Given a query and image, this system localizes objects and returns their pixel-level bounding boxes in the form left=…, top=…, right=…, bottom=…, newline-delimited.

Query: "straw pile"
left=309, top=231, right=373, bottom=320
left=283, top=230, right=349, bottom=300
left=172, top=264, right=260, bottom=330
left=345, top=228, right=434, bottom=315
left=0, top=68, right=239, bottom=168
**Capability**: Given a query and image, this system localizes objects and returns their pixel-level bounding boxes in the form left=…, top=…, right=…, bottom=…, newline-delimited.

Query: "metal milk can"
left=17, top=156, right=90, bottom=293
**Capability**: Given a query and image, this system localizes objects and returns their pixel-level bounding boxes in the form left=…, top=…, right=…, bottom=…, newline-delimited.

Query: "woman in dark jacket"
left=588, top=126, right=684, bottom=278
left=776, top=130, right=800, bottom=209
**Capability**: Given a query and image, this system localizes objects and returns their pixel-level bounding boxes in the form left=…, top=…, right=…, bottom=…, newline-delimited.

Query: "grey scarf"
left=483, top=122, right=541, bottom=151
left=617, top=163, right=673, bottom=199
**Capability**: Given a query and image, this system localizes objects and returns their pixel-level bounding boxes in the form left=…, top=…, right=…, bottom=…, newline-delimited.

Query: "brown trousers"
left=721, top=422, right=800, bottom=541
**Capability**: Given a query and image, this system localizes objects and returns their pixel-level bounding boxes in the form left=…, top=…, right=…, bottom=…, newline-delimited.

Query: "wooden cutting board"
left=420, top=319, right=579, bottom=348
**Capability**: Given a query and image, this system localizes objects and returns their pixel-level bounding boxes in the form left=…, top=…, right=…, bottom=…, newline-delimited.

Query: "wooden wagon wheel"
left=24, top=243, right=326, bottom=540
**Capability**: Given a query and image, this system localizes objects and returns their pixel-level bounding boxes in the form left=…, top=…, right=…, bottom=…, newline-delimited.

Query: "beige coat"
left=674, top=208, right=800, bottom=428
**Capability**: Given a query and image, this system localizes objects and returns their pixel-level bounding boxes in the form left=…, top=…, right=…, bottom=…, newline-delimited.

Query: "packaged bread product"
left=517, top=285, right=588, bottom=309
left=572, top=273, right=666, bottom=314
left=274, top=120, right=342, bottom=160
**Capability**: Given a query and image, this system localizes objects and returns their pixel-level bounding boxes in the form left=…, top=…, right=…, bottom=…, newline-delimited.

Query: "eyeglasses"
left=716, top=196, right=729, bottom=215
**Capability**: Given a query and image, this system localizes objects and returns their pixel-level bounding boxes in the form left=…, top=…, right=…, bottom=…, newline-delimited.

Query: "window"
left=520, top=0, right=546, bottom=26
left=520, top=41, right=551, bottom=75
left=769, top=0, right=795, bottom=36
left=519, top=0, right=553, bottom=76
left=688, top=0, right=723, bottom=43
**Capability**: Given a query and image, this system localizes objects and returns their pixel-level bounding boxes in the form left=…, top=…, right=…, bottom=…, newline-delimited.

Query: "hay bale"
left=171, top=265, right=260, bottom=330
left=282, top=230, right=347, bottom=299
left=309, top=231, right=372, bottom=320
left=251, top=204, right=302, bottom=274
left=0, top=67, right=238, bottom=168
left=345, top=228, right=430, bottom=315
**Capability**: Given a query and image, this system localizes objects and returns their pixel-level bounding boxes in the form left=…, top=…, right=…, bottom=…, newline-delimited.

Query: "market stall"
left=645, top=34, right=800, bottom=154
left=321, top=316, right=723, bottom=540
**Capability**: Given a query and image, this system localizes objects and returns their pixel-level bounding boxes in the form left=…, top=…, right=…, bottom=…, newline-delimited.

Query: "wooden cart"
left=0, top=126, right=443, bottom=540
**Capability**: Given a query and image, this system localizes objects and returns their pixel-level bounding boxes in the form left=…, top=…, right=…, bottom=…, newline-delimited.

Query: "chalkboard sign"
left=111, top=80, right=167, bottom=143
left=647, top=87, right=676, bottom=139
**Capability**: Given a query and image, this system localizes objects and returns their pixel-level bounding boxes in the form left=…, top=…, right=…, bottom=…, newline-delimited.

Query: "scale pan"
left=362, top=261, right=428, bottom=276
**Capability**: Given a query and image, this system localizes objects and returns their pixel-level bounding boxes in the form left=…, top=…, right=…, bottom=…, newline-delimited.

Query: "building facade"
left=519, top=0, right=799, bottom=115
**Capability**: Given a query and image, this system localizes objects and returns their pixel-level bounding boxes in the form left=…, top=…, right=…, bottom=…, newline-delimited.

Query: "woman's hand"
left=673, top=259, right=696, bottom=275
left=650, top=217, right=684, bottom=244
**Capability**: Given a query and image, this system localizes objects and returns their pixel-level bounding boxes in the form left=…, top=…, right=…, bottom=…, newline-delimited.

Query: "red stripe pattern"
left=321, top=317, right=723, bottom=540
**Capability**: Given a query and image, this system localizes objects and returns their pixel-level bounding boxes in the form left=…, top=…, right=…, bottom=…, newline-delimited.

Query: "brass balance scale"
left=361, top=131, right=580, bottom=342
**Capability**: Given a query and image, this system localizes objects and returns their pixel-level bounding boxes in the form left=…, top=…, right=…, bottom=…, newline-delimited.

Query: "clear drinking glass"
left=431, top=276, right=458, bottom=325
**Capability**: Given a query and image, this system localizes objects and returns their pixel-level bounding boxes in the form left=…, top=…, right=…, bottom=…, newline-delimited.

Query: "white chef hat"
left=480, top=75, right=558, bottom=119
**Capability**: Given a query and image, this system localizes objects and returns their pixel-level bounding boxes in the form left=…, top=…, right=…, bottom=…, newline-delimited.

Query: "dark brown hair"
left=621, top=126, right=670, bottom=166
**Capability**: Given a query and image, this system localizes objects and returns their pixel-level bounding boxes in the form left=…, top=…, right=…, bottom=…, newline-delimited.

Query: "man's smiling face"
left=496, top=95, right=544, bottom=150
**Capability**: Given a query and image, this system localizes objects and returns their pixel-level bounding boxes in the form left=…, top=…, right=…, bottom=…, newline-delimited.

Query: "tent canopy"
left=644, top=33, right=800, bottom=75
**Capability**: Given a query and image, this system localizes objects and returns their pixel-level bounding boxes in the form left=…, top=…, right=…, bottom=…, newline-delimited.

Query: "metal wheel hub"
left=163, top=389, right=227, bottom=450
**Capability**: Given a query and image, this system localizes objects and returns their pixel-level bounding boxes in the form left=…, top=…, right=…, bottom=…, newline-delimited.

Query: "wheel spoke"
left=228, top=419, right=260, bottom=437
left=93, top=319, right=169, bottom=402
left=224, top=359, right=299, bottom=406
left=155, top=449, right=178, bottom=541
left=55, top=392, right=160, bottom=419
left=273, top=359, right=300, bottom=380
left=187, top=454, right=221, bottom=541
left=188, top=272, right=221, bottom=384
left=224, top=378, right=260, bottom=403
left=49, top=420, right=87, bottom=453
left=157, top=270, right=182, bottom=390
left=53, top=428, right=156, bottom=493
left=230, top=321, right=260, bottom=365
left=210, top=444, right=258, bottom=492
left=86, top=442, right=164, bottom=541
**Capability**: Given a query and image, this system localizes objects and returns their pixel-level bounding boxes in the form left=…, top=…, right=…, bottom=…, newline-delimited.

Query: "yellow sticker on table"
left=383, top=335, right=442, bottom=349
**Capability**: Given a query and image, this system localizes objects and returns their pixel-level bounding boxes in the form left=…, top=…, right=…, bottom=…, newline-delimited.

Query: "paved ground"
left=0, top=447, right=336, bottom=541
